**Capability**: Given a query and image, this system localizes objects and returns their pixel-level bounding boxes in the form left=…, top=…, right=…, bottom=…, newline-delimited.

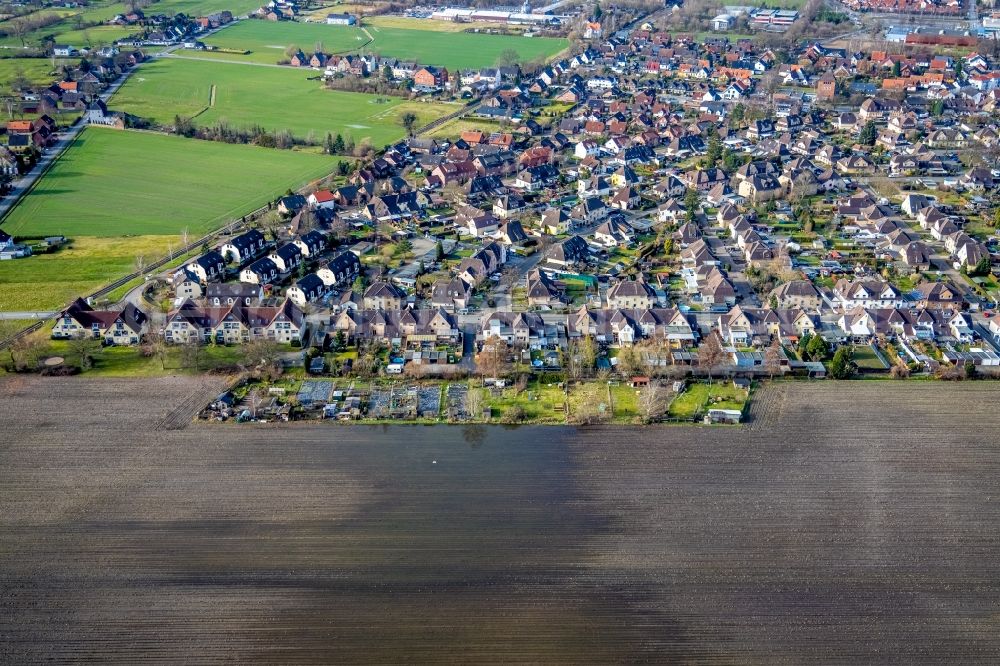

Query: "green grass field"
left=194, top=21, right=370, bottom=63
left=0, top=0, right=261, bottom=48
left=0, top=236, right=173, bottom=311
left=668, top=382, right=748, bottom=420
left=0, top=2, right=129, bottom=48
left=364, top=16, right=519, bottom=32
left=0, top=57, right=74, bottom=88
left=190, top=19, right=568, bottom=69
left=112, top=57, right=458, bottom=144
left=0, top=127, right=335, bottom=239
left=155, top=0, right=264, bottom=16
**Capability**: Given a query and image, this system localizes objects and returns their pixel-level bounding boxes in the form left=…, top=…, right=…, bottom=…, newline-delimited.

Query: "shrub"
left=502, top=405, right=527, bottom=423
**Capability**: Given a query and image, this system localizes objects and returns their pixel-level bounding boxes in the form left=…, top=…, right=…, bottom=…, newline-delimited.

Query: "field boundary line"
left=190, top=83, right=217, bottom=120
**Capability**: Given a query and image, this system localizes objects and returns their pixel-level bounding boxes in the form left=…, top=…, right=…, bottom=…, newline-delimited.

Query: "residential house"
left=240, top=257, right=279, bottom=285
left=165, top=298, right=305, bottom=345
left=269, top=244, right=303, bottom=274
left=546, top=235, right=590, bottom=268
left=769, top=280, right=822, bottom=310
left=363, top=281, right=406, bottom=310
left=606, top=276, right=657, bottom=309
left=51, top=298, right=148, bottom=345
left=204, top=282, right=263, bottom=307
left=525, top=268, right=565, bottom=307
left=833, top=279, right=906, bottom=309
left=431, top=277, right=472, bottom=311
left=292, top=230, right=326, bottom=258
left=316, top=252, right=361, bottom=288
left=335, top=307, right=460, bottom=346
left=184, top=251, right=226, bottom=284
left=221, top=229, right=266, bottom=264
left=479, top=311, right=560, bottom=348
left=287, top=273, right=327, bottom=306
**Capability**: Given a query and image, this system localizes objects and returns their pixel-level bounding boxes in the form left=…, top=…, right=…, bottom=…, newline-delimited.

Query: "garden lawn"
left=609, top=384, right=640, bottom=423
left=155, top=0, right=264, bottom=16
left=568, top=382, right=613, bottom=421
left=668, top=382, right=748, bottom=420
left=0, top=236, right=172, bottom=311
left=112, top=58, right=458, bottom=145
left=51, top=24, right=138, bottom=47
left=853, top=344, right=889, bottom=370
left=1, top=127, right=335, bottom=238
left=427, top=117, right=500, bottom=140
left=40, top=338, right=247, bottom=377
left=486, top=379, right=566, bottom=423
left=195, top=19, right=568, bottom=69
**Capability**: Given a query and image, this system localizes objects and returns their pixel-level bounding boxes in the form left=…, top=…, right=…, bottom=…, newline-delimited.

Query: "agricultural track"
left=154, top=377, right=234, bottom=430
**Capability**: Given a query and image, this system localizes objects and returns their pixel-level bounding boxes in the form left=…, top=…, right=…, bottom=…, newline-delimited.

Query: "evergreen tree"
left=684, top=188, right=700, bottom=223
left=859, top=120, right=877, bottom=146
left=827, top=345, right=855, bottom=379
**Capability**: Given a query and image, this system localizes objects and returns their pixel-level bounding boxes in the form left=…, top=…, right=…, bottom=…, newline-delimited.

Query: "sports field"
left=112, top=57, right=458, bottom=145
left=191, top=19, right=568, bottom=69
left=0, top=127, right=334, bottom=239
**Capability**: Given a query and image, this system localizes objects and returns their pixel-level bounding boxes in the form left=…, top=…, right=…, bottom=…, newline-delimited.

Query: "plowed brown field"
left=2, top=377, right=999, bottom=664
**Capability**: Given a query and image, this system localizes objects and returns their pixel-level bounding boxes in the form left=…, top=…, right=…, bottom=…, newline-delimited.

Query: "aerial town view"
left=2, top=0, right=1000, bottom=659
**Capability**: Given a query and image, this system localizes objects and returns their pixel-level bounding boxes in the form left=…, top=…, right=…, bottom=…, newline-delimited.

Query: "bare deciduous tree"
left=697, top=332, right=726, bottom=384
left=69, top=337, right=102, bottom=371
left=638, top=383, right=668, bottom=423
left=476, top=335, right=510, bottom=380
left=242, top=338, right=280, bottom=375
left=141, top=327, right=168, bottom=370
left=247, top=388, right=265, bottom=419
left=8, top=334, right=42, bottom=371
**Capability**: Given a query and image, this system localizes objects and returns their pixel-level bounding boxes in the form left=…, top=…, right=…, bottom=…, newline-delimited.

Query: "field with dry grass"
left=2, top=377, right=1000, bottom=663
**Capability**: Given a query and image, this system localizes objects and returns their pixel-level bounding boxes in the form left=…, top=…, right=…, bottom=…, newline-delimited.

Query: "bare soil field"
left=2, top=377, right=1000, bottom=663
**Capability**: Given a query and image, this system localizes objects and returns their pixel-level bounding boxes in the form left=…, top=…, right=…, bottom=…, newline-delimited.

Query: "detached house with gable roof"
left=221, top=229, right=266, bottom=265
